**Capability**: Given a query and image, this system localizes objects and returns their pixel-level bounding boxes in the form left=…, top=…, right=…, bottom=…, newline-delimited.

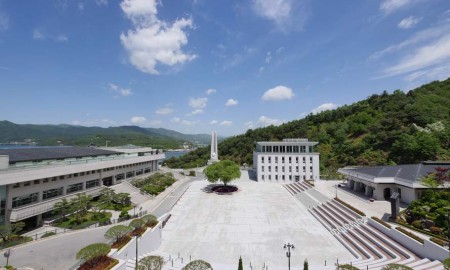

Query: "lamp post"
left=135, top=235, right=139, bottom=270
left=283, top=243, right=294, bottom=270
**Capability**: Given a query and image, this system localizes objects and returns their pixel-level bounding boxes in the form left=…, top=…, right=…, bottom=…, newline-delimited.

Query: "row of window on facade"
left=261, top=165, right=313, bottom=173
left=11, top=179, right=101, bottom=208
left=259, top=145, right=314, bottom=153
left=261, top=175, right=305, bottom=181
left=261, top=156, right=313, bottom=164
left=11, top=161, right=155, bottom=189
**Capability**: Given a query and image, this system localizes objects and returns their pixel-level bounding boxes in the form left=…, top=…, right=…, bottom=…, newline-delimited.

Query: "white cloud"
left=252, top=0, right=292, bottom=26
left=219, top=120, right=232, bottom=126
left=265, top=51, right=272, bottom=63
left=56, top=35, right=68, bottom=42
left=311, top=103, right=339, bottom=114
left=33, top=29, right=45, bottom=40
left=206, top=89, right=216, bottom=95
left=181, top=120, right=198, bottom=126
left=257, top=116, right=284, bottom=127
left=155, top=107, right=174, bottom=115
left=379, top=0, right=412, bottom=14
left=171, top=117, right=181, bottom=123
left=120, top=0, right=196, bottom=75
left=78, top=2, right=85, bottom=10
left=95, top=0, right=108, bottom=6
left=0, top=9, right=9, bottom=31
left=383, top=35, right=450, bottom=77
left=244, top=121, right=254, bottom=129
left=189, top=97, right=208, bottom=109
left=210, top=120, right=218, bottom=125
left=225, top=99, right=238, bottom=106
left=109, top=83, right=132, bottom=97
left=398, top=16, right=420, bottom=29
left=130, top=116, right=146, bottom=124
left=261, top=85, right=294, bottom=101
left=188, top=109, right=203, bottom=115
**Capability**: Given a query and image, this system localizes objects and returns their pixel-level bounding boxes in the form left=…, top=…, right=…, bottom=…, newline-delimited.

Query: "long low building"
left=0, top=146, right=164, bottom=226
left=338, top=161, right=450, bottom=204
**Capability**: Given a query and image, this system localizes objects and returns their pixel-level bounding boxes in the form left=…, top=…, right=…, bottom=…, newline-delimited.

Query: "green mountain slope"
left=0, top=122, right=211, bottom=149
left=165, top=78, right=450, bottom=176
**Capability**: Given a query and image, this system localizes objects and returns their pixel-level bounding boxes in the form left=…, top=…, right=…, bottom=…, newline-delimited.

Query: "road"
left=0, top=174, right=203, bottom=270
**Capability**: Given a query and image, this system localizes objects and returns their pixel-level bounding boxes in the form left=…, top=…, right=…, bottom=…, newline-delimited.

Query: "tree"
left=203, top=160, right=241, bottom=187
left=99, top=187, right=116, bottom=206
left=76, top=243, right=111, bottom=266
left=53, top=198, right=72, bottom=221
left=238, top=256, right=243, bottom=270
left=0, top=222, right=25, bottom=242
left=70, top=193, right=92, bottom=222
left=115, top=192, right=131, bottom=206
left=381, top=264, right=414, bottom=270
left=303, top=259, right=308, bottom=270
left=138, top=255, right=164, bottom=270
left=104, top=225, right=133, bottom=243
left=129, top=218, right=146, bottom=230
left=141, top=214, right=158, bottom=227
left=182, top=260, right=213, bottom=270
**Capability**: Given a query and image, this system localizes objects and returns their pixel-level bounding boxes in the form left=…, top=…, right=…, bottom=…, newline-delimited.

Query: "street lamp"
left=135, top=235, right=140, bottom=270
left=283, top=243, right=294, bottom=270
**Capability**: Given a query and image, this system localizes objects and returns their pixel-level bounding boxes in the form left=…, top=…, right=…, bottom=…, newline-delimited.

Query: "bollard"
left=171, top=259, right=173, bottom=267
left=178, top=252, right=180, bottom=258
left=35, top=233, right=38, bottom=240
left=182, top=258, right=183, bottom=263
left=325, top=260, right=326, bottom=266
left=190, top=255, right=191, bottom=262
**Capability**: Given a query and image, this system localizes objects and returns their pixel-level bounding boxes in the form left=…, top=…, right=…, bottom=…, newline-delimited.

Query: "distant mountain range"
left=0, top=121, right=216, bottom=149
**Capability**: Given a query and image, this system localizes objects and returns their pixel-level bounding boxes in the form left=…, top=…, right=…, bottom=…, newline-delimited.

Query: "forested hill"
left=0, top=122, right=212, bottom=149
left=165, top=78, right=450, bottom=176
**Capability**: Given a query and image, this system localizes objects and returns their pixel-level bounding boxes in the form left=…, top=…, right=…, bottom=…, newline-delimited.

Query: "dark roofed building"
left=338, top=161, right=450, bottom=204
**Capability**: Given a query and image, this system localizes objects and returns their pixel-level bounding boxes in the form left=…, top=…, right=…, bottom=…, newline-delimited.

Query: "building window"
left=43, top=178, right=49, bottom=183
left=268, top=157, right=271, bottom=163
left=261, top=166, right=264, bottom=172
left=310, top=157, right=313, bottom=163
left=275, top=157, right=278, bottom=163
left=296, top=166, right=299, bottom=172
left=59, top=176, right=65, bottom=180
left=52, top=177, right=57, bottom=181
left=289, top=175, right=292, bottom=180
left=282, top=166, right=285, bottom=172
left=12, top=193, right=39, bottom=208
left=34, top=180, right=40, bottom=185
left=12, top=183, right=20, bottom=188
left=43, top=187, right=63, bottom=200
left=275, top=166, right=278, bottom=172
left=275, top=175, right=278, bottom=180
left=269, top=175, right=271, bottom=180
left=24, top=181, right=30, bottom=186
left=303, top=157, right=306, bottom=163
left=86, top=179, right=99, bottom=189
left=281, top=157, right=285, bottom=163
left=288, top=157, right=291, bottom=163
left=261, top=157, right=264, bottom=163
left=303, top=166, right=306, bottom=172
left=268, top=167, right=271, bottom=172
left=66, top=183, right=83, bottom=194
left=261, top=175, right=265, bottom=180
left=296, top=157, right=299, bottom=163
left=289, top=167, right=292, bottom=172
left=282, top=175, right=285, bottom=180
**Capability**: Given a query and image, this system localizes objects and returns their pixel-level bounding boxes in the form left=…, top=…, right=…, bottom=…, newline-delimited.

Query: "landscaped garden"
left=0, top=222, right=32, bottom=249
left=398, top=167, right=450, bottom=243
left=131, top=172, right=176, bottom=195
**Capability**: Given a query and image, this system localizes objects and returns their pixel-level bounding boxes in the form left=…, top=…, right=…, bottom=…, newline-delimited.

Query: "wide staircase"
left=284, top=182, right=445, bottom=270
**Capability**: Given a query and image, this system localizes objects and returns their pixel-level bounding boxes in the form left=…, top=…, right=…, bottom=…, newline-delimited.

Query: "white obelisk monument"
left=208, top=130, right=219, bottom=164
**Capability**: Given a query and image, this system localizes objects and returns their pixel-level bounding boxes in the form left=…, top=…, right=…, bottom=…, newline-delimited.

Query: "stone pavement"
left=159, top=177, right=353, bottom=270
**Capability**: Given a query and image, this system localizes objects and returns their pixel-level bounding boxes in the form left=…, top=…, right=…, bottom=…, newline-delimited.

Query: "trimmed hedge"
left=429, top=237, right=448, bottom=247
left=396, top=220, right=449, bottom=242
left=334, top=198, right=366, bottom=216
left=372, top=216, right=392, bottom=229
left=395, top=227, right=424, bottom=244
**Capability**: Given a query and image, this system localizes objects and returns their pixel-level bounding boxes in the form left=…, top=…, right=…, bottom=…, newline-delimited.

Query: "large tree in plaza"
left=203, top=160, right=241, bottom=187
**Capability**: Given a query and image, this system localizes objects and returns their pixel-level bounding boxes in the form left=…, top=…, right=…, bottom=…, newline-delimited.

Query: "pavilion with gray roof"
left=338, top=161, right=450, bottom=204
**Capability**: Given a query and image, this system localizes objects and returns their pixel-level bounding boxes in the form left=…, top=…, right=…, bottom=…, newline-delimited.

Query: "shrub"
left=182, top=260, right=213, bottom=270
left=141, top=214, right=158, bottom=227
left=129, top=218, right=146, bottom=230
left=104, top=225, right=133, bottom=243
left=429, top=226, right=443, bottom=235
left=138, top=255, right=164, bottom=270
left=188, top=170, right=196, bottom=176
left=41, top=231, right=56, bottom=238
left=303, top=259, right=308, bottom=270
left=111, top=235, right=131, bottom=250
left=76, top=243, right=111, bottom=266
left=395, top=227, right=424, bottom=244
left=381, top=263, right=413, bottom=270
left=372, top=216, right=392, bottom=229
left=411, top=220, right=423, bottom=229
left=337, top=264, right=359, bottom=270
left=119, top=209, right=131, bottom=220
left=334, top=198, right=366, bottom=216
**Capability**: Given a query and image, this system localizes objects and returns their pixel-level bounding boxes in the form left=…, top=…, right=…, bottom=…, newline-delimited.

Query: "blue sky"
left=0, top=0, right=449, bottom=136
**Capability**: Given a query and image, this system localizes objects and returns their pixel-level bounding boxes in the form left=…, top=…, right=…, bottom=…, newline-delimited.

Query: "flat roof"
left=0, top=146, right=121, bottom=163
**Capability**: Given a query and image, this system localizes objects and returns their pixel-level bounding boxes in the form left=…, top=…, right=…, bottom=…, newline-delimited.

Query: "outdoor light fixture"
left=283, top=243, right=295, bottom=270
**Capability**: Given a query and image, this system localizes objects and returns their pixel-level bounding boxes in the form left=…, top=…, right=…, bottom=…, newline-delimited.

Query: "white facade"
left=253, top=139, right=320, bottom=182
left=0, top=147, right=164, bottom=225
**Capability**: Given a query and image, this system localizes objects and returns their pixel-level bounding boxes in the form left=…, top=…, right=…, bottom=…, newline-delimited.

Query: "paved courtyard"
left=159, top=177, right=353, bottom=270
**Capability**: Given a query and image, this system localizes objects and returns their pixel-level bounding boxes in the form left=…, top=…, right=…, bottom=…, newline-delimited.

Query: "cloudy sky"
left=0, top=0, right=449, bottom=136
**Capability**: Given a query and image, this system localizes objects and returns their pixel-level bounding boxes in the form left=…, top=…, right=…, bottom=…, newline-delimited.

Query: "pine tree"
left=303, top=259, right=308, bottom=270
left=238, top=256, right=243, bottom=270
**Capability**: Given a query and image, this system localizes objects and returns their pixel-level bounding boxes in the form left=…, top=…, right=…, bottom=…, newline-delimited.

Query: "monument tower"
left=208, top=130, right=219, bottom=164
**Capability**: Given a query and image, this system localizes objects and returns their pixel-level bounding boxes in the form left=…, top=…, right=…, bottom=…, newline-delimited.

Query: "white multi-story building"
left=0, top=146, right=164, bottom=226
left=253, top=139, right=320, bottom=182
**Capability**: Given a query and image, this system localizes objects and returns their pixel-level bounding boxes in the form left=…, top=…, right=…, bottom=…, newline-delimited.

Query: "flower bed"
left=111, top=235, right=131, bottom=250
left=395, top=227, right=424, bottom=244
left=78, top=256, right=118, bottom=270
left=372, top=216, right=392, bottom=229
left=334, top=198, right=366, bottom=216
